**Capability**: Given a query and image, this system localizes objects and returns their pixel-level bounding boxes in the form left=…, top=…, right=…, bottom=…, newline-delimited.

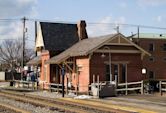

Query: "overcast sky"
left=0, top=0, right=166, bottom=48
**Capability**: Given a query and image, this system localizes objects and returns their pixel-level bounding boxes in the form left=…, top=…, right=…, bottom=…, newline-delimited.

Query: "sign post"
left=62, top=64, right=65, bottom=97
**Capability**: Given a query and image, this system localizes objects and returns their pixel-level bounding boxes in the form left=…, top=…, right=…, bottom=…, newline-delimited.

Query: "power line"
left=0, top=17, right=166, bottom=31
left=0, top=18, right=21, bottom=22
left=88, top=22, right=166, bottom=30
left=0, top=38, right=22, bottom=40
left=28, top=18, right=76, bottom=24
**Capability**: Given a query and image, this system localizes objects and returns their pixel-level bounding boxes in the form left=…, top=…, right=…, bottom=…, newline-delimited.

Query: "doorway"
left=105, top=63, right=127, bottom=83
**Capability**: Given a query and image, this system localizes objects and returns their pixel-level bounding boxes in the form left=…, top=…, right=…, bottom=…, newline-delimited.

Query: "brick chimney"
left=77, top=20, right=88, bottom=40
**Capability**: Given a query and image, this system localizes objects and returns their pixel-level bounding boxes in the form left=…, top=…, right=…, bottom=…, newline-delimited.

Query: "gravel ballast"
left=0, top=96, right=59, bottom=113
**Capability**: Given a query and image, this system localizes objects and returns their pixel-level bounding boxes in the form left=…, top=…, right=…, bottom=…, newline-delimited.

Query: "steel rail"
left=0, top=90, right=131, bottom=113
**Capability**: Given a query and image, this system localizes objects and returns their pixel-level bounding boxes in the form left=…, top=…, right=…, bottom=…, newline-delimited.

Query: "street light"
left=109, top=50, right=112, bottom=83
left=101, top=47, right=112, bottom=83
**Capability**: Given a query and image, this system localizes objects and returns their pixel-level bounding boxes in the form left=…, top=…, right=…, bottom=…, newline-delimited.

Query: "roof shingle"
left=40, top=22, right=79, bottom=51
left=46, top=34, right=116, bottom=64
left=26, top=56, right=41, bottom=65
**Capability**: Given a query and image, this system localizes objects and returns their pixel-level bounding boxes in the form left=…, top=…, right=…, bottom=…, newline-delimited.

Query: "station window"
left=149, top=71, right=154, bottom=79
left=149, top=57, right=154, bottom=62
left=163, top=43, right=166, bottom=51
left=149, top=43, right=154, bottom=51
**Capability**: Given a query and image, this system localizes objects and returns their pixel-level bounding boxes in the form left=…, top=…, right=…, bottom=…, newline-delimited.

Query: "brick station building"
left=46, top=33, right=150, bottom=92
left=27, top=20, right=88, bottom=86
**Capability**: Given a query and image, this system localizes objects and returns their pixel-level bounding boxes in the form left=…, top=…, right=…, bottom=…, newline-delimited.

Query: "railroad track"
left=0, top=90, right=132, bottom=113
left=0, top=102, right=30, bottom=113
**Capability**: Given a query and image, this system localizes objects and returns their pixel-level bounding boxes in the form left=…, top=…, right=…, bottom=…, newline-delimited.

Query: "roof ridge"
left=89, top=33, right=117, bottom=38
left=40, top=21, right=76, bottom=25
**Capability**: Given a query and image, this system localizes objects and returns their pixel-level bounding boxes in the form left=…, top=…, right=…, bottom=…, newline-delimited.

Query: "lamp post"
left=108, top=50, right=112, bottom=83
left=106, top=47, right=112, bottom=83
left=101, top=47, right=112, bottom=83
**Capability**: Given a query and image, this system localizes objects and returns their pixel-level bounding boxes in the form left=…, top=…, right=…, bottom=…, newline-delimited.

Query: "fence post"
left=18, top=81, right=20, bottom=88
left=35, top=82, right=37, bottom=90
left=141, top=80, right=144, bottom=94
left=125, top=82, right=128, bottom=95
left=32, top=82, right=35, bottom=90
left=159, top=81, right=162, bottom=96
left=57, top=84, right=59, bottom=93
left=93, top=74, right=95, bottom=83
left=97, top=75, right=99, bottom=98
left=49, top=83, right=51, bottom=92
left=115, top=75, right=118, bottom=96
left=66, top=78, right=68, bottom=94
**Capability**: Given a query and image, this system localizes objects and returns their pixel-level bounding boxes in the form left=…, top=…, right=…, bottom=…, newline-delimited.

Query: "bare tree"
left=0, top=39, right=35, bottom=71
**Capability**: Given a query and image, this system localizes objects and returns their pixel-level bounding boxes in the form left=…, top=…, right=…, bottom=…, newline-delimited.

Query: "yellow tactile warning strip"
left=0, top=102, right=30, bottom=113
left=59, top=98, right=157, bottom=113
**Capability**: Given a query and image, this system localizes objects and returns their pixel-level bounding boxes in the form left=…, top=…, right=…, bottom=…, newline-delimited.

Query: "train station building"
left=28, top=21, right=166, bottom=93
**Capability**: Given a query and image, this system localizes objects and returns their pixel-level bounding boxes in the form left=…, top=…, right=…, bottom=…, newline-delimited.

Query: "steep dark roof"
left=40, top=22, right=79, bottom=51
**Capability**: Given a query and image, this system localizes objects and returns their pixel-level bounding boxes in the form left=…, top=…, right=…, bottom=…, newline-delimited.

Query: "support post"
left=97, top=75, right=100, bottom=98
left=93, top=74, right=95, bottom=83
left=66, top=77, right=68, bottom=94
left=115, top=75, right=118, bottom=96
left=21, top=17, right=26, bottom=80
left=61, top=64, right=65, bottom=97
left=57, top=84, right=59, bottom=93
left=159, top=81, right=162, bottom=96
left=141, top=80, right=144, bottom=94
left=125, top=64, right=128, bottom=95
left=125, top=82, right=128, bottom=95
left=109, top=52, right=112, bottom=83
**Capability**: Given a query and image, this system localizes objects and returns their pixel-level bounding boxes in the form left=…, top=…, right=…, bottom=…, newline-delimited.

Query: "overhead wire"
left=0, top=17, right=166, bottom=30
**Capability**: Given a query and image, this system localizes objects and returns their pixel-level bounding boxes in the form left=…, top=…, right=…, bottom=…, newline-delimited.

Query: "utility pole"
left=21, top=17, right=26, bottom=78
left=138, top=26, right=140, bottom=39
left=116, top=26, right=120, bottom=33
left=35, top=21, right=37, bottom=56
left=137, top=26, right=140, bottom=45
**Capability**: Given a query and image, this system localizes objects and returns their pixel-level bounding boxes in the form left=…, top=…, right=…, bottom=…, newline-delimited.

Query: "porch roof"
left=26, top=55, right=41, bottom=65
left=46, top=33, right=150, bottom=64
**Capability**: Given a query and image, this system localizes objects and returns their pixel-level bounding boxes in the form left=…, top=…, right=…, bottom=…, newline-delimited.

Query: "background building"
left=131, top=33, right=166, bottom=80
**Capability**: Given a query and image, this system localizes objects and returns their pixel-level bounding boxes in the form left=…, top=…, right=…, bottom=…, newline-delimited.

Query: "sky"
left=0, top=0, right=166, bottom=48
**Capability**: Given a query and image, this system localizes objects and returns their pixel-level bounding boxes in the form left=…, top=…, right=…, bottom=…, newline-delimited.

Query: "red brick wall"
left=90, top=53, right=106, bottom=82
left=75, top=56, right=90, bottom=92
left=133, top=38, right=166, bottom=80
left=40, top=50, right=50, bottom=83
left=90, top=53, right=143, bottom=83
